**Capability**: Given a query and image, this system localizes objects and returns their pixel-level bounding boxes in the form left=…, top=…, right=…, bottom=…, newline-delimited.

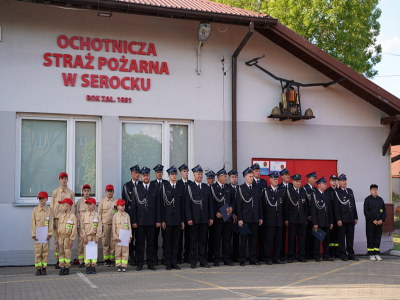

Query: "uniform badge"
left=124, top=224, right=129, bottom=229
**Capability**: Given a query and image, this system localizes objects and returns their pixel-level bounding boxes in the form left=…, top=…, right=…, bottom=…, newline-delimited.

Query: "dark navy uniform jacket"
left=310, top=189, right=333, bottom=228
left=253, top=178, right=268, bottom=196
left=303, top=184, right=316, bottom=217
left=333, top=188, right=358, bottom=223
left=261, top=186, right=284, bottom=227
left=211, top=182, right=235, bottom=223
left=131, top=181, right=161, bottom=225
left=278, top=182, right=292, bottom=199
left=236, top=183, right=263, bottom=223
left=326, top=186, right=336, bottom=221
left=185, top=182, right=214, bottom=224
left=122, top=180, right=140, bottom=215
left=364, top=195, right=386, bottom=223
left=284, top=186, right=308, bottom=224
left=160, top=182, right=185, bottom=226
left=152, top=179, right=169, bottom=198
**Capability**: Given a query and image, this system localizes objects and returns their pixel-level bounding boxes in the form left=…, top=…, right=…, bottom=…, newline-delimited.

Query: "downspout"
left=232, top=22, right=254, bottom=170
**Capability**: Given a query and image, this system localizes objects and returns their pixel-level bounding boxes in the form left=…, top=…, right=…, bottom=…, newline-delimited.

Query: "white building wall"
left=0, top=0, right=392, bottom=265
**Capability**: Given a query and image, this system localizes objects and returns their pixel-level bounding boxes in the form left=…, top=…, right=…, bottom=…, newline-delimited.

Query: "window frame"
left=15, top=114, right=101, bottom=205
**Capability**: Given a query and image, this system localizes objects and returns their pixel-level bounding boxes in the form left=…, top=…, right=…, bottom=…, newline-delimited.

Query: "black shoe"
left=224, top=261, right=235, bottom=266
left=91, top=267, right=97, bottom=274
left=59, top=267, right=64, bottom=275
left=136, top=266, right=143, bottom=271
left=78, top=262, right=85, bottom=268
left=341, top=257, right=348, bottom=261
left=122, top=267, right=126, bottom=272
left=349, top=257, right=359, bottom=261
left=298, top=259, right=307, bottom=262
left=172, top=264, right=181, bottom=270
left=328, top=256, right=335, bottom=261
left=315, top=258, right=321, bottom=262
left=41, top=268, right=47, bottom=275
left=200, top=263, right=211, bottom=268
left=214, top=262, right=219, bottom=267
left=191, top=264, right=196, bottom=269
left=273, top=260, right=285, bottom=264
left=161, top=256, right=166, bottom=265
left=55, top=261, right=60, bottom=269
left=250, top=262, right=261, bottom=266
left=148, top=265, right=156, bottom=270
left=117, top=266, right=122, bottom=272
left=63, top=268, right=69, bottom=275
left=104, top=260, right=110, bottom=266
left=166, top=265, right=172, bottom=270
left=240, top=262, right=245, bottom=266
left=323, top=258, right=329, bottom=261
left=109, top=261, right=115, bottom=267
left=35, top=269, right=42, bottom=276
left=266, top=259, right=273, bottom=265
left=86, top=267, right=92, bottom=274
left=287, top=259, right=293, bottom=263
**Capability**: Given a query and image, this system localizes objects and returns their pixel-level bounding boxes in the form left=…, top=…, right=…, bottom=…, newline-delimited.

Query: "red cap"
left=82, top=184, right=91, bottom=190
left=58, top=198, right=73, bottom=206
left=85, top=197, right=96, bottom=204
left=116, top=199, right=126, bottom=206
left=59, top=172, right=68, bottom=179
left=37, top=191, right=48, bottom=199
left=105, top=184, right=114, bottom=191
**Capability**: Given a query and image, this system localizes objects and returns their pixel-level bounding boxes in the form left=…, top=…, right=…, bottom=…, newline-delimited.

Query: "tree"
left=213, top=0, right=382, bottom=78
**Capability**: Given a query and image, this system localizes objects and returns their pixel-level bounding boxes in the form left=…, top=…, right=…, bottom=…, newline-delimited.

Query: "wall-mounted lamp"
left=196, top=23, right=211, bottom=75
left=98, top=11, right=112, bottom=17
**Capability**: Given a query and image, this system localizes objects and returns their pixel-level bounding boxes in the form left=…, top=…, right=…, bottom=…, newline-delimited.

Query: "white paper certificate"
left=118, top=229, right=130, bottom=247
left=35, top=227, right=48, bottom=244
left=86, top=241, right=97, bottom=260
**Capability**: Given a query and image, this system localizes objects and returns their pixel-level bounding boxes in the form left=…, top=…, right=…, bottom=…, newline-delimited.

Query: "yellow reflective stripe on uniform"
left=55, top=252, right=59, bottom=256
left=110, top=255, right=115, bottom=259
left=42, top=262, right=47, bottom=267
left=91, top=259, right=97, bottom=263
left=374, top=248, right=380, bottom=251
left=367, top=248, right=374, bottom=251
left=115, top=260, right=122, bottom=263
left=329, top=243, right=335, bottom=247
left=35, top=262, right=42, bottom=267
left=78, top=255, right=84, bottom=259
left=84, top=260, right=91, bottom=263
left=65, top=259, right=71, bottom=263
left=334, top=243, right=339, bottom=246
left=59, top=258, right=66, bottom=262
left=122, top=260, right=128, bottom=264
left=104, top=255, right=110, bottom=259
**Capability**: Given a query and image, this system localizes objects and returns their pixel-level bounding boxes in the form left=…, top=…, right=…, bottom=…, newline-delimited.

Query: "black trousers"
left=337, top=222, right=355, bottom=259
left=329, top=221, right=339, bottom=257
left=366, top=222, right=382, bottom=255
left=190, top=223, right=208, bottom=265
left=231, top=230, right=240, bottom=260
left=257, top=225, right=265, bottom=260
left=239, top=222, right=258, bottom=264
left=280, top=222, right=288, bottom=260
left=264, top=226, right=282, bottom=261
left=184, top=223, right=191, bottom=260
left=206, top=225, right=214, bottom=260
left=163, top=225, right=181, bottom=266
left=129, top=227, right=136, bottom=263
left=136, top=225, right=155, bottom=267
left=288, top=223, right=306, bottom=260
left=178, top=228, right=184, bottom=260
left=305, top=220, right=314, bottom=258
left=154, top=226, right=161, bottom=262
left=213, top=222, right=232, bottom=263
left=314, top=227, right=330, bottom=259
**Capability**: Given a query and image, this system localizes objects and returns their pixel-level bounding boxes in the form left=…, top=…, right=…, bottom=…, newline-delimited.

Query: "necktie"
left=173, top=184, right=175, bottom=190
left=198, top=184, right=201, bottom=189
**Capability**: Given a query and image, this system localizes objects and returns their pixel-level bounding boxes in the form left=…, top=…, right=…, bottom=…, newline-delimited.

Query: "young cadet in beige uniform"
left=31, top=191, right=54, bottom=276
left=75, top=184, right=92, bottom=268
left=80, top=197, right=102, bottom=274
left=113, top=199, right=132, bottom=272
left=98, top=184, right=118, bottom=266
left=57, top=198, right=77, bottom=276
left=50, top=172, right=75, bottom=269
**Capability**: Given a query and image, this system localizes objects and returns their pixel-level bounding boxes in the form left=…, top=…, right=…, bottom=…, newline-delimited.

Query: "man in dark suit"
left=262, top=171, right=285, bottom=265
left=228, top=169, right=239, bottom=262
left=236, top=167, right=263, bottom=266
left=284, top=174, right=308, bottom=263
left=176, top=163, right=192, bottom=264
left=152, top=164, right=169, bottom=266
left=326, top=174, right=339, bottom=259
left=211, top=168, right=235, bottom=267
left=205, top=170, right=216, bottom=263
left=160, top=166, right=185, bottom=270
left=185, top=165, right=214, bottom=269
left=121, top=164, right=141, bottom=266
left=303, top=172, right=317, bottom=260
left=332, top=174, right=359, bottom=261
left=278, top=168, right=291, bottom=261
left=131, top=167, right=161, bottom=271
left=310, top=177, right=333, bottom=262
left=251, top=163, right=268, bottom=262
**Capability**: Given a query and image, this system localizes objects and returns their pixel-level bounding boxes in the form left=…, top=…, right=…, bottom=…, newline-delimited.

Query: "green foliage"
left=213, top=0, right=382, bottom=78
left=392, top=191, right=400, bottom=205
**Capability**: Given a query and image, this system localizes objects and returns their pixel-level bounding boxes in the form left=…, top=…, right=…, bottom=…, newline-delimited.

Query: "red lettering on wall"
left=63, top=73, right=77, bottom=86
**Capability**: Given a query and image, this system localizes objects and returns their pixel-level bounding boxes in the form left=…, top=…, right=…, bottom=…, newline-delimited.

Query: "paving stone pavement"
left=1, top=255, right=400, bottom=299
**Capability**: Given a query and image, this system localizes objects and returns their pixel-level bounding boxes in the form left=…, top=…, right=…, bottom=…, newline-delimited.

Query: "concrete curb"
left=390, top=250, right=400, bottom=256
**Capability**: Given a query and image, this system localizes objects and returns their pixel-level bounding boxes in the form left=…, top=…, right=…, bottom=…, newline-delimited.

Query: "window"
left=120, top=120, right=193, bottom=187
left=16, top=115, right=100, bottom=204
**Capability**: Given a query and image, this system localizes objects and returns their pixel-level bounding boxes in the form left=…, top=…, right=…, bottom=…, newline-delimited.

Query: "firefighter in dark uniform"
left=121, top=164, right=141, bottom=266
left=211, top=168, right=235, bottom=267
left=284, top=174, right=308, bottom=263
left=176, top=163, right=192, bottom=264
left=160, top=166, right=185, bottom=270
left=332, top=174, right=359, bottom=261
left=303, top=171, right=317, bottom=260
left=151, top=164, right=168, bottom=266
left=205, top=170, right=215, bottom=263
left=251, top=163, right=268, bottom=262
left=262, top=171, right=285, bottom=265
left=236, top=167, right=263, bottom=266
left=131, top=167, right=162, bottom=271
left=278, top=168, right=292, bottom=261
left=228, top=169, right=240, bottom=262
left=326, top=174, right=339, bottom=259
left=185, top=165, right=214, bottom=269
left=364, top=184, right=386, bottom=261
left=310, top=177, right=333, bottom=262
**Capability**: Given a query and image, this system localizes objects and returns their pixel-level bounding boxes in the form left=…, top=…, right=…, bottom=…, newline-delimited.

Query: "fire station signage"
left=43, top=35, right=170, bottom=103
